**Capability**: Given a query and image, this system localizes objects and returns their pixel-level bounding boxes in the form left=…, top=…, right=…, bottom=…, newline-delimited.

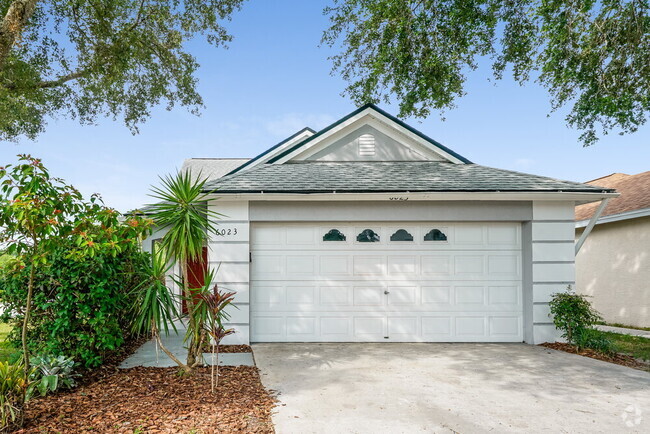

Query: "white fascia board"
left=273, top=107, right=465, bottom=165
left=206, top=191, right=617, bottom=203
left=575, top=207, right=650, bottom=228
left=238, top=129, right=315, bottom=173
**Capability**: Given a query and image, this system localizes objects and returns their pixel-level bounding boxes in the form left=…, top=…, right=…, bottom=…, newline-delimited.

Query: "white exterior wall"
left=208, top=200, right=251, bottom=344
left=529, top=201, right=576, bottom=344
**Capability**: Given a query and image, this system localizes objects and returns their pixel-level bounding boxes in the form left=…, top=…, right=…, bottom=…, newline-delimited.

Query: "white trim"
left=273, top=108, right=465, bottom=165
left=575, top=198, right=609, bottom=254
left=240, top=129, right=315, bottom=172
left=207, top=191, right=617, bottom=203
left=575, top=207, right=650, bottom=228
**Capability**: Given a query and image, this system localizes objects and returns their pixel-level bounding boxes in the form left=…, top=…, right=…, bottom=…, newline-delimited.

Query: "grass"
left=0, top=322, right=19, bottom=363
left=599, top=331, right=650, bottom=361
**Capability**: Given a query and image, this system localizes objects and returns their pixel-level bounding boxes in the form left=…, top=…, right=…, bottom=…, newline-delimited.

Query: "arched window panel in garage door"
left=390, top=229, right=414, bottom=242
left=424, top=229, right=448, bottom=242
left=357, top=229, right=380, bottom=243
left=323, top=229, right=346, bottom=241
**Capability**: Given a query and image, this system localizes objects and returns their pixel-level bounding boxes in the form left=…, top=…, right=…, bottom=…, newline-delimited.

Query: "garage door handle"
left=384, top=290, right=389, bottom=294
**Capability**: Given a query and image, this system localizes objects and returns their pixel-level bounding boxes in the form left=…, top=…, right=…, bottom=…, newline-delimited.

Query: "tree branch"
left=0, top=0, right=40, bottom=71
left=36, top=70, right=86, bottom=88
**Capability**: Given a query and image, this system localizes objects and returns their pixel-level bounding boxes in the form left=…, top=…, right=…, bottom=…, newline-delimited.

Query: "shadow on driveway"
left=254, top=343, right=650, bottom=433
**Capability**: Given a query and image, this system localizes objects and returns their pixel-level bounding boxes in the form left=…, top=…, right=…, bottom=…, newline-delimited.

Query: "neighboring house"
left=142, top=104, right=615, bottom=345
left=575, top=171, right=650, bottom=328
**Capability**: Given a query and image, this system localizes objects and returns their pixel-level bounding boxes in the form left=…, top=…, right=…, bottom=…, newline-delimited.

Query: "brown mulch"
left=18, top=366, right=276, bottom=433
left=74, top=336, right=149, bottom=388
left=540, top=342, right=650, bottom=371
left=203, top=344, right=253, bottom=354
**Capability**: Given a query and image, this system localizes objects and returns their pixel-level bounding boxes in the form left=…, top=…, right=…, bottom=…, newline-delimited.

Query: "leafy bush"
left=549, top=287, right=603, bottom=345
left=0, top=361, right=30, bottom=432
left=31, top=355, right=79, bottom=396
left=573, top=328, right=615, bottom=355
left=0, top=242, right=150, bottom=368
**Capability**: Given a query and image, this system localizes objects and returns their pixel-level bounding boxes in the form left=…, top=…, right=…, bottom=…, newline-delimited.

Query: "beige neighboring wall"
left=576, top=216, right=650, bottom=328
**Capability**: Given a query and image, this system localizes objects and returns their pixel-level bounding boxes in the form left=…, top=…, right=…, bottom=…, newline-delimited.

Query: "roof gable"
left=226, top=127, right=315, bottom=175
left=268, top=104, right=471, bottom=164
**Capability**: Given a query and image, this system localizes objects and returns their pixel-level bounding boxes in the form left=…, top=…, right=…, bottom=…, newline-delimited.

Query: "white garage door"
left=250, top=222, right=523, bottom=342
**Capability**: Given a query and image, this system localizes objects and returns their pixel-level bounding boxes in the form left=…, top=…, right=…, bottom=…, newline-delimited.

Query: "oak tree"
left=323, top=0, right=650, bottom=145
left=0, top=0, right=245, bottom=141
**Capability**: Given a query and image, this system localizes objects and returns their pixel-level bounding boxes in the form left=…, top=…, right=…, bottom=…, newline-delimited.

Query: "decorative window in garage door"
left=323, top=229, right=346, bottom=241
left=390, top=229, right=413, bottom=241
left=424, top=228, right=447, bottom=241
left=357, top=229, right=380, bottom=242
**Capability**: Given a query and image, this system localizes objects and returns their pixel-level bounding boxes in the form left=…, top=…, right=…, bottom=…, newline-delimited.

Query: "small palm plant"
left=131, top=249, right=187, bottom=370
left=199, top=287, right=236, bottom=393
left=147, top=170, right=221, bottom=372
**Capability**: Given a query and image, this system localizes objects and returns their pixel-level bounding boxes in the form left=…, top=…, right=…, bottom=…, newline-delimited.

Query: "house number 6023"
left=216, top=228, right=238, bottom=236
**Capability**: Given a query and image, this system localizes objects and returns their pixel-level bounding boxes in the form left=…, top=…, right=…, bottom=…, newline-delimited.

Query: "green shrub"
left=549, top=287, right=603, bottom=345
left=0, top=242, right=151, bottom=368
left=573, top=328, right=615, bottom=355
left=31, top=354, right=79, bottom=396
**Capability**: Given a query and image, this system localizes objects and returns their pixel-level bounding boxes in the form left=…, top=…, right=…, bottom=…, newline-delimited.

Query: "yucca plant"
left=199, top=287, right=236, bottom=393
left=147, top=170, right=221, bottom=372
left=131, top=249, right=187, bottom=370
left=0, top=361, right=33, bottom=432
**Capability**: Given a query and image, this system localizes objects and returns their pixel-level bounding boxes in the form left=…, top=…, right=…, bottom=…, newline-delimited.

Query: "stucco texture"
left=576, top=216, right=650, bottom=328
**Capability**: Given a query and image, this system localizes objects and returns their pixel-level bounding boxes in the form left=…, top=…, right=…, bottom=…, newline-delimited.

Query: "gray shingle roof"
left=204, top=162, right=614, bottom=194
left=181, top=158, right=250, bottom=181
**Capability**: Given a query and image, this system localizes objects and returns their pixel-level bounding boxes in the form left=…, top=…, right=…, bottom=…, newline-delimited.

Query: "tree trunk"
left=21, top=256, right=36, bottom=377
left=0, top=0, right=40, bottom=70
left=181, top=260, right=198, bottom=370
left=156, top=332, right=190, bottom=372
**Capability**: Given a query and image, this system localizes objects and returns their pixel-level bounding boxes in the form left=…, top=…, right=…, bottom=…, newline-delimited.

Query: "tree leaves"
left=323, top=0, right=650, bottom=145
left=0, top=0, right=246, bottom=141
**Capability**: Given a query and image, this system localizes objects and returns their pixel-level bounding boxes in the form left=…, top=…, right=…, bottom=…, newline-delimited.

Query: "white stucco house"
left=143, top=104, right=616, bottom=345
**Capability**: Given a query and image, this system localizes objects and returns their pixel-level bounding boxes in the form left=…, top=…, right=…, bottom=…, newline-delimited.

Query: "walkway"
left=119, top=322, right=254, bottom=368
left=596, top=325, right=650, bottom=339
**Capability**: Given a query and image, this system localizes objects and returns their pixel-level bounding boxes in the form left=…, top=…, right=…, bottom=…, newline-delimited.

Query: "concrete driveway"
left=253, top=343, right=650, bottom=433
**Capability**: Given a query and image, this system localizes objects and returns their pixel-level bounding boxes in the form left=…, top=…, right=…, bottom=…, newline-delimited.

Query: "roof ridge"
left=266, top=104, right=472, bottom=165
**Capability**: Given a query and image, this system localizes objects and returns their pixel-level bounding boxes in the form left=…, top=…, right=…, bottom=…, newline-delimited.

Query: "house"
left=575, top=171, right=650, bottom=328
left=143, top=104, right=615, bottom=345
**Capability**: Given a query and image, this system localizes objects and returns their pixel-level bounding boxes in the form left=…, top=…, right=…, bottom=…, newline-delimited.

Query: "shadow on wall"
left=577, top=217, right=650, bottom=327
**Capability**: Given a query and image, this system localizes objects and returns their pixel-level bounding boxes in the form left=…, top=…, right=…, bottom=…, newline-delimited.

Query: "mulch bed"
left=203, top=345, right=253, bottom=354
left=18, top=366, right=275, bottom=433
left=541, top=342, right=650, bottom=371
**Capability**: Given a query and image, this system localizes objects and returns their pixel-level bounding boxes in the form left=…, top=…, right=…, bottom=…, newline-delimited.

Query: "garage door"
left=250, top=222, right=523, bottom=342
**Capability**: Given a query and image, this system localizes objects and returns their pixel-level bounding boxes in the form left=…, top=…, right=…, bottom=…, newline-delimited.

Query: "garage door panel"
left=353, top=286, right=385, bottom=306
left=251, top=222, right=523, bottom=342
left=353, top=316, right=386, bottom=340
left=286, top=255, right=315, bottom=274
left=252, top=223, right=519, bottom=251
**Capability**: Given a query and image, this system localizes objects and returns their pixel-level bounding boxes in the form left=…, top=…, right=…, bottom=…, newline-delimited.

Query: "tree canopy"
left=323, top=0, right=650, bottom=145
left=0, top=0, right=244, bottom=141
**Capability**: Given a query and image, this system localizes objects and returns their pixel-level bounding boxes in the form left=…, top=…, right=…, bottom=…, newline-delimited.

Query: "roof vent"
left=358, top=134, right=376, bottom=156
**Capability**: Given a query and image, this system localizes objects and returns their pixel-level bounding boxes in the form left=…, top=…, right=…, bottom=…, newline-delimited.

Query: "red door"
left=182, top=246, right=208, bottom=314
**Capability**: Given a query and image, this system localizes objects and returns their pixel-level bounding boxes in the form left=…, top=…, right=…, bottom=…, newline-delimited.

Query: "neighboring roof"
left=267, top=104, right=473, bottom=165
left=181, top=158, right=250, bottom=181
left=227, top=127, right=316, bottom=176
left=205, top=162, right=614, bottom=194
left=575, top=171, right=650, bottom=222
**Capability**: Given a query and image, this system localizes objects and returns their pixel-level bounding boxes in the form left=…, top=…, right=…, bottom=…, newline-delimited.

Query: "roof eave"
left=576, top=206, right=650, bottom=228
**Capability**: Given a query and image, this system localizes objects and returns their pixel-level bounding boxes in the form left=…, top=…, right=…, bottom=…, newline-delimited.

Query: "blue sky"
left=1, top=0, right=648, bottom=212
